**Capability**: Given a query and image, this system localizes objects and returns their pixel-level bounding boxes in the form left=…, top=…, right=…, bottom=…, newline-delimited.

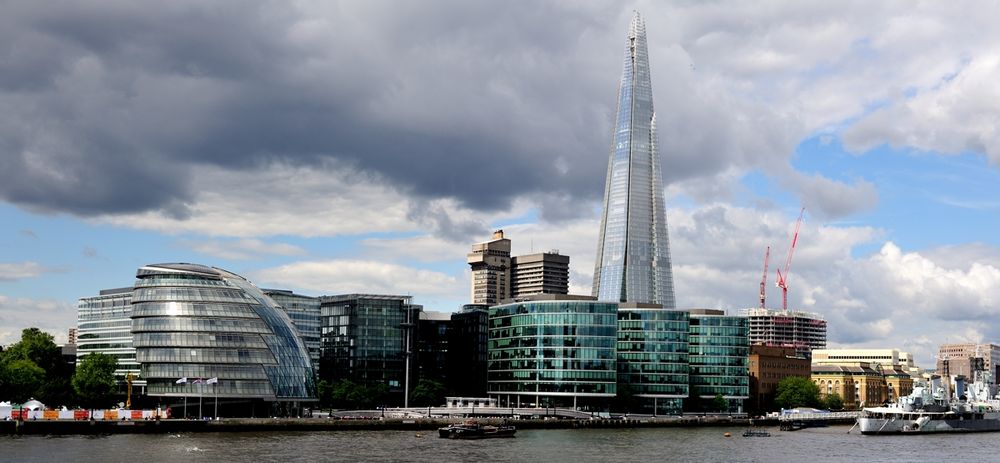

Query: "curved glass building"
left=131, top=263, right=315, bottom=414
left=592, top=11, right=675, bottom=307
left=487, top=296, right=617, bottom=409
left=617, top=307, right=689, bottom=415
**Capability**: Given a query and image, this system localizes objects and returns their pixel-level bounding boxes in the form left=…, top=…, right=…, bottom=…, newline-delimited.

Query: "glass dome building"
left=130, top=263, right=316, bottom=415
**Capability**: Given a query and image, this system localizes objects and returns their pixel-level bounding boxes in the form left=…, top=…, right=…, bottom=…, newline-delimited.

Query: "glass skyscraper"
left=593, top=11, right=675, bottom=307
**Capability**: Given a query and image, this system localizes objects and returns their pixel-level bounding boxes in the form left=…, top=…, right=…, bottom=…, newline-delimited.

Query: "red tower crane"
left=759, top=246, right=770, bottom=309
left=775, top=207, right=805, bottom=312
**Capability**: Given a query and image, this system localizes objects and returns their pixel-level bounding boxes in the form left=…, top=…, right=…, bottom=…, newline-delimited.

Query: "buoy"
left=724, top=432, right=732, bottom=437
left=415, top=433, right=424, bottom=438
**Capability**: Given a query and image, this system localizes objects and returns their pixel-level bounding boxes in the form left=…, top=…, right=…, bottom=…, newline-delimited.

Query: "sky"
left=2, top=1, right=1000, bottom=367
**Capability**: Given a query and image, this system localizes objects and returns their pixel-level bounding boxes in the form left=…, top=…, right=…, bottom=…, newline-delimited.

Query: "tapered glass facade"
left=593, top=11, right=675, bottom=307
left=131, top=263, right=316, bottom=402
left=487, top=297, right=617, bottom=408
left=617, top=308, right=689, bottom=414
left=264, top=289, right=321, bottom=373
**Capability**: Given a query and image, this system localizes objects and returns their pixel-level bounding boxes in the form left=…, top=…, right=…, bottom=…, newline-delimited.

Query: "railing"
left=779, top=411, right=861, bottom=421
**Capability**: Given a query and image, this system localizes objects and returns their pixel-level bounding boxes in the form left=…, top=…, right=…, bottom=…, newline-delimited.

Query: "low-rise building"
left=748, top=345, right=809, bottom=414
left=812, top=362, right=885, bottom=409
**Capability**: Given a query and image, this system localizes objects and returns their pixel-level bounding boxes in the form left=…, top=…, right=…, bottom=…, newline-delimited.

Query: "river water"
left=4, top=424, right=999, bottom=462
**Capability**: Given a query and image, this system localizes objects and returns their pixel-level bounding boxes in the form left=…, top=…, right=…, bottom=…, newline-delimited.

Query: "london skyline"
left=3, top=2, right=1000, bottom=367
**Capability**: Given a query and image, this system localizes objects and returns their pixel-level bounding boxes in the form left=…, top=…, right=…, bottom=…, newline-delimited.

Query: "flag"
left=206, top=377, right=218, bottom=385
left=192, top=378, right=203, bottom=384
left=176, top=377, right=188, bottom=384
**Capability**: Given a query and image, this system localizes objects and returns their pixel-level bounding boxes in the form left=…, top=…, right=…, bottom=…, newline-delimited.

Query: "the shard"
left=592, top=11, right=676, bottom=308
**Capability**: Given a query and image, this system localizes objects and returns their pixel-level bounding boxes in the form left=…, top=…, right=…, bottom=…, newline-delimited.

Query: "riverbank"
left=0, top=416, right=788, bottom=435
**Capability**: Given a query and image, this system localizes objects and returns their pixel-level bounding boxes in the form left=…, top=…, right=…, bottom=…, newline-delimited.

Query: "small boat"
left=438, top=419, right=516, bottom=439
left=742, top=428, right=771, bottom=437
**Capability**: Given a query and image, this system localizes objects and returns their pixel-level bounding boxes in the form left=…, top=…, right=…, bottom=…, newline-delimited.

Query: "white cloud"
left=98, top=161, right=418, bottom=238
left=181, top=238, right=306, bottom=261
left=0, top=295, right=74, bottom=345
left=0, top=261, right=61, bottom=281
left=251, top=259, right=465, bottom=309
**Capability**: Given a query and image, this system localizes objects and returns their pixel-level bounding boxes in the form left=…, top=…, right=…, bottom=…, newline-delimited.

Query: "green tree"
left=1, top=358, right=45, bottom=402
left=774, top=376, right=822, bottom=410
left=316, top=379, right=334, bottom=408
left=72, top=353, right=118, bottom=409
left=0, top=328, right=72, bottom=405
left=712, top=393, right=728, bottom=412
left=823, top=392, right=844, bottom=410
left=409, top=379, right=447, bottom=407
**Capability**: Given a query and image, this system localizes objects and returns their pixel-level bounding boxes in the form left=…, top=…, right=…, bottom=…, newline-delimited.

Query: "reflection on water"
left=4, top=425, right=998, bottom=463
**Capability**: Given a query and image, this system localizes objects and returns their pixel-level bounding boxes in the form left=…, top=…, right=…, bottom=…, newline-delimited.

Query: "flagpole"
left=214, top=382, right=218, bottom=420
left=199, top=380, right=203, bottom=419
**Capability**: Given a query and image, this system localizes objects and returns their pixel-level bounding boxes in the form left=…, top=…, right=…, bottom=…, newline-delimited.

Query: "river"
left=4, top=424, right=998, bottom=462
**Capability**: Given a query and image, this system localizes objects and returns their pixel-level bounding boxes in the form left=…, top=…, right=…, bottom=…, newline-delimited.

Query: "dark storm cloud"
left=0, top=0, right=628, bottom=217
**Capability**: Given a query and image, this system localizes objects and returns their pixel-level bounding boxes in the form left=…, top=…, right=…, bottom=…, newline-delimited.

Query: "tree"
left=823, top=392, right=844, bottom=411
left=712, top=393, right=728, bottom=412
left=0, top=328, right=72, bottom=405
left=774, top=376, right=821, bottom=409
left=409, top=379, right=447, bottom=407
left=72, top=353, right=118, bottom=409
left=1, top=358, right=45, bottom=402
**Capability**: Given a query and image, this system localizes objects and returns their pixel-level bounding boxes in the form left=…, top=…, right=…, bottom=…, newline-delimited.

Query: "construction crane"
left=775, top=207, right=805, bottom=312
left=759, top=246, right=770, bottom=309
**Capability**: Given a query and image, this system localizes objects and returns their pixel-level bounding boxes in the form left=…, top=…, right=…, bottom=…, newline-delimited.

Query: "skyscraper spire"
left=592, top=11, right=676, bottom=307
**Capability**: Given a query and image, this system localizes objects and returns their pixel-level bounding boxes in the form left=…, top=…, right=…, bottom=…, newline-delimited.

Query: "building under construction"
left=740, top=308, right=827, bottom=359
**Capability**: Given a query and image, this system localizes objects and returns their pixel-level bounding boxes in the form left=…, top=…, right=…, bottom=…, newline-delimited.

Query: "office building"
left=748, top=345, right=809, bottom=414
left=130, top=263, right=316, bottom=416
left=812, top=348, right=912, bottom=369
left=617, top=305, right=689, bottom=415
left=264, top=289, right=321, bottom=373
left=448, top=304, right=489, bottom=397
left=319, top=294, right=420, bottom=399
left=487, top=295, right=617, bottom=409
left=468, top=230, right=512, bottom=305
left=688, top=309, right=749, bottom=413
left=510, top=251, right=570, bottom=297
left=67, top=328, right=77, bottom=346
left=937, top=343, right=1000, bottom=380
left=740, top=308, right=827, bottom=359
left=417, top=311, right=451, bottom=387
left=77, top=287, right=140, bottom=384
left=592, top=11, right=675, bottom=307
left=811, top=363, right=886, bottom=409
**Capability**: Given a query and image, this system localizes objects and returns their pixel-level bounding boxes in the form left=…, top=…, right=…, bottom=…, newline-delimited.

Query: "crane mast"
left=759, top=246, right=770, bottom=309
left=775, top=207, right=805, bottom=312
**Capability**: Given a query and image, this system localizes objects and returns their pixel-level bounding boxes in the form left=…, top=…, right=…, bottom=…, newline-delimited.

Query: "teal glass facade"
left=617, top=308, right=689, bottom=414
left=131, top=263, right=316, bottom=403
left=593, top=11, right=675, bottom=307
left=688, top=311, right=749, bottom=412
left=487, top=299, right=617, bottom=408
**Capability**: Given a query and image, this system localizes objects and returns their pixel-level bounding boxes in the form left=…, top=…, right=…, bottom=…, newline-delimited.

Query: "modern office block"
left=617, top=305, right=689, bottom=415
left=592, top=11, right=675, bottom=307
left=511, top=251, right=570, bottom=298
left=740, top=308, right=827, bottom=359
left=487, top=295, right=617, bottom=409
left=130, top=263, right=316, bottom=415
left=77, top=287, right=140, bottom=382
left=688, top=309, right=749, bottom=413
left=264, top=289, right=321, bottom=373
left=417, top=311, right=451, bottom=387
left=448, top=304, right=489, bottom=397
left=319, top=294, right=420, bottom=397
left=468, top=230, right=512, bottom=305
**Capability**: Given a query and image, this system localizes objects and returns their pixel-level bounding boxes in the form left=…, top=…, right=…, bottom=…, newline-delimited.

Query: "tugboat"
left=858, top=356, right=1000, bottom=434
left=438, top=419, right=517, bottom=439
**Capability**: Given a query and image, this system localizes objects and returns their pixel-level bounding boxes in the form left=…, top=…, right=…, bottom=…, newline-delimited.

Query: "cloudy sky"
left=2, top=0, right=1000, bottom=366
